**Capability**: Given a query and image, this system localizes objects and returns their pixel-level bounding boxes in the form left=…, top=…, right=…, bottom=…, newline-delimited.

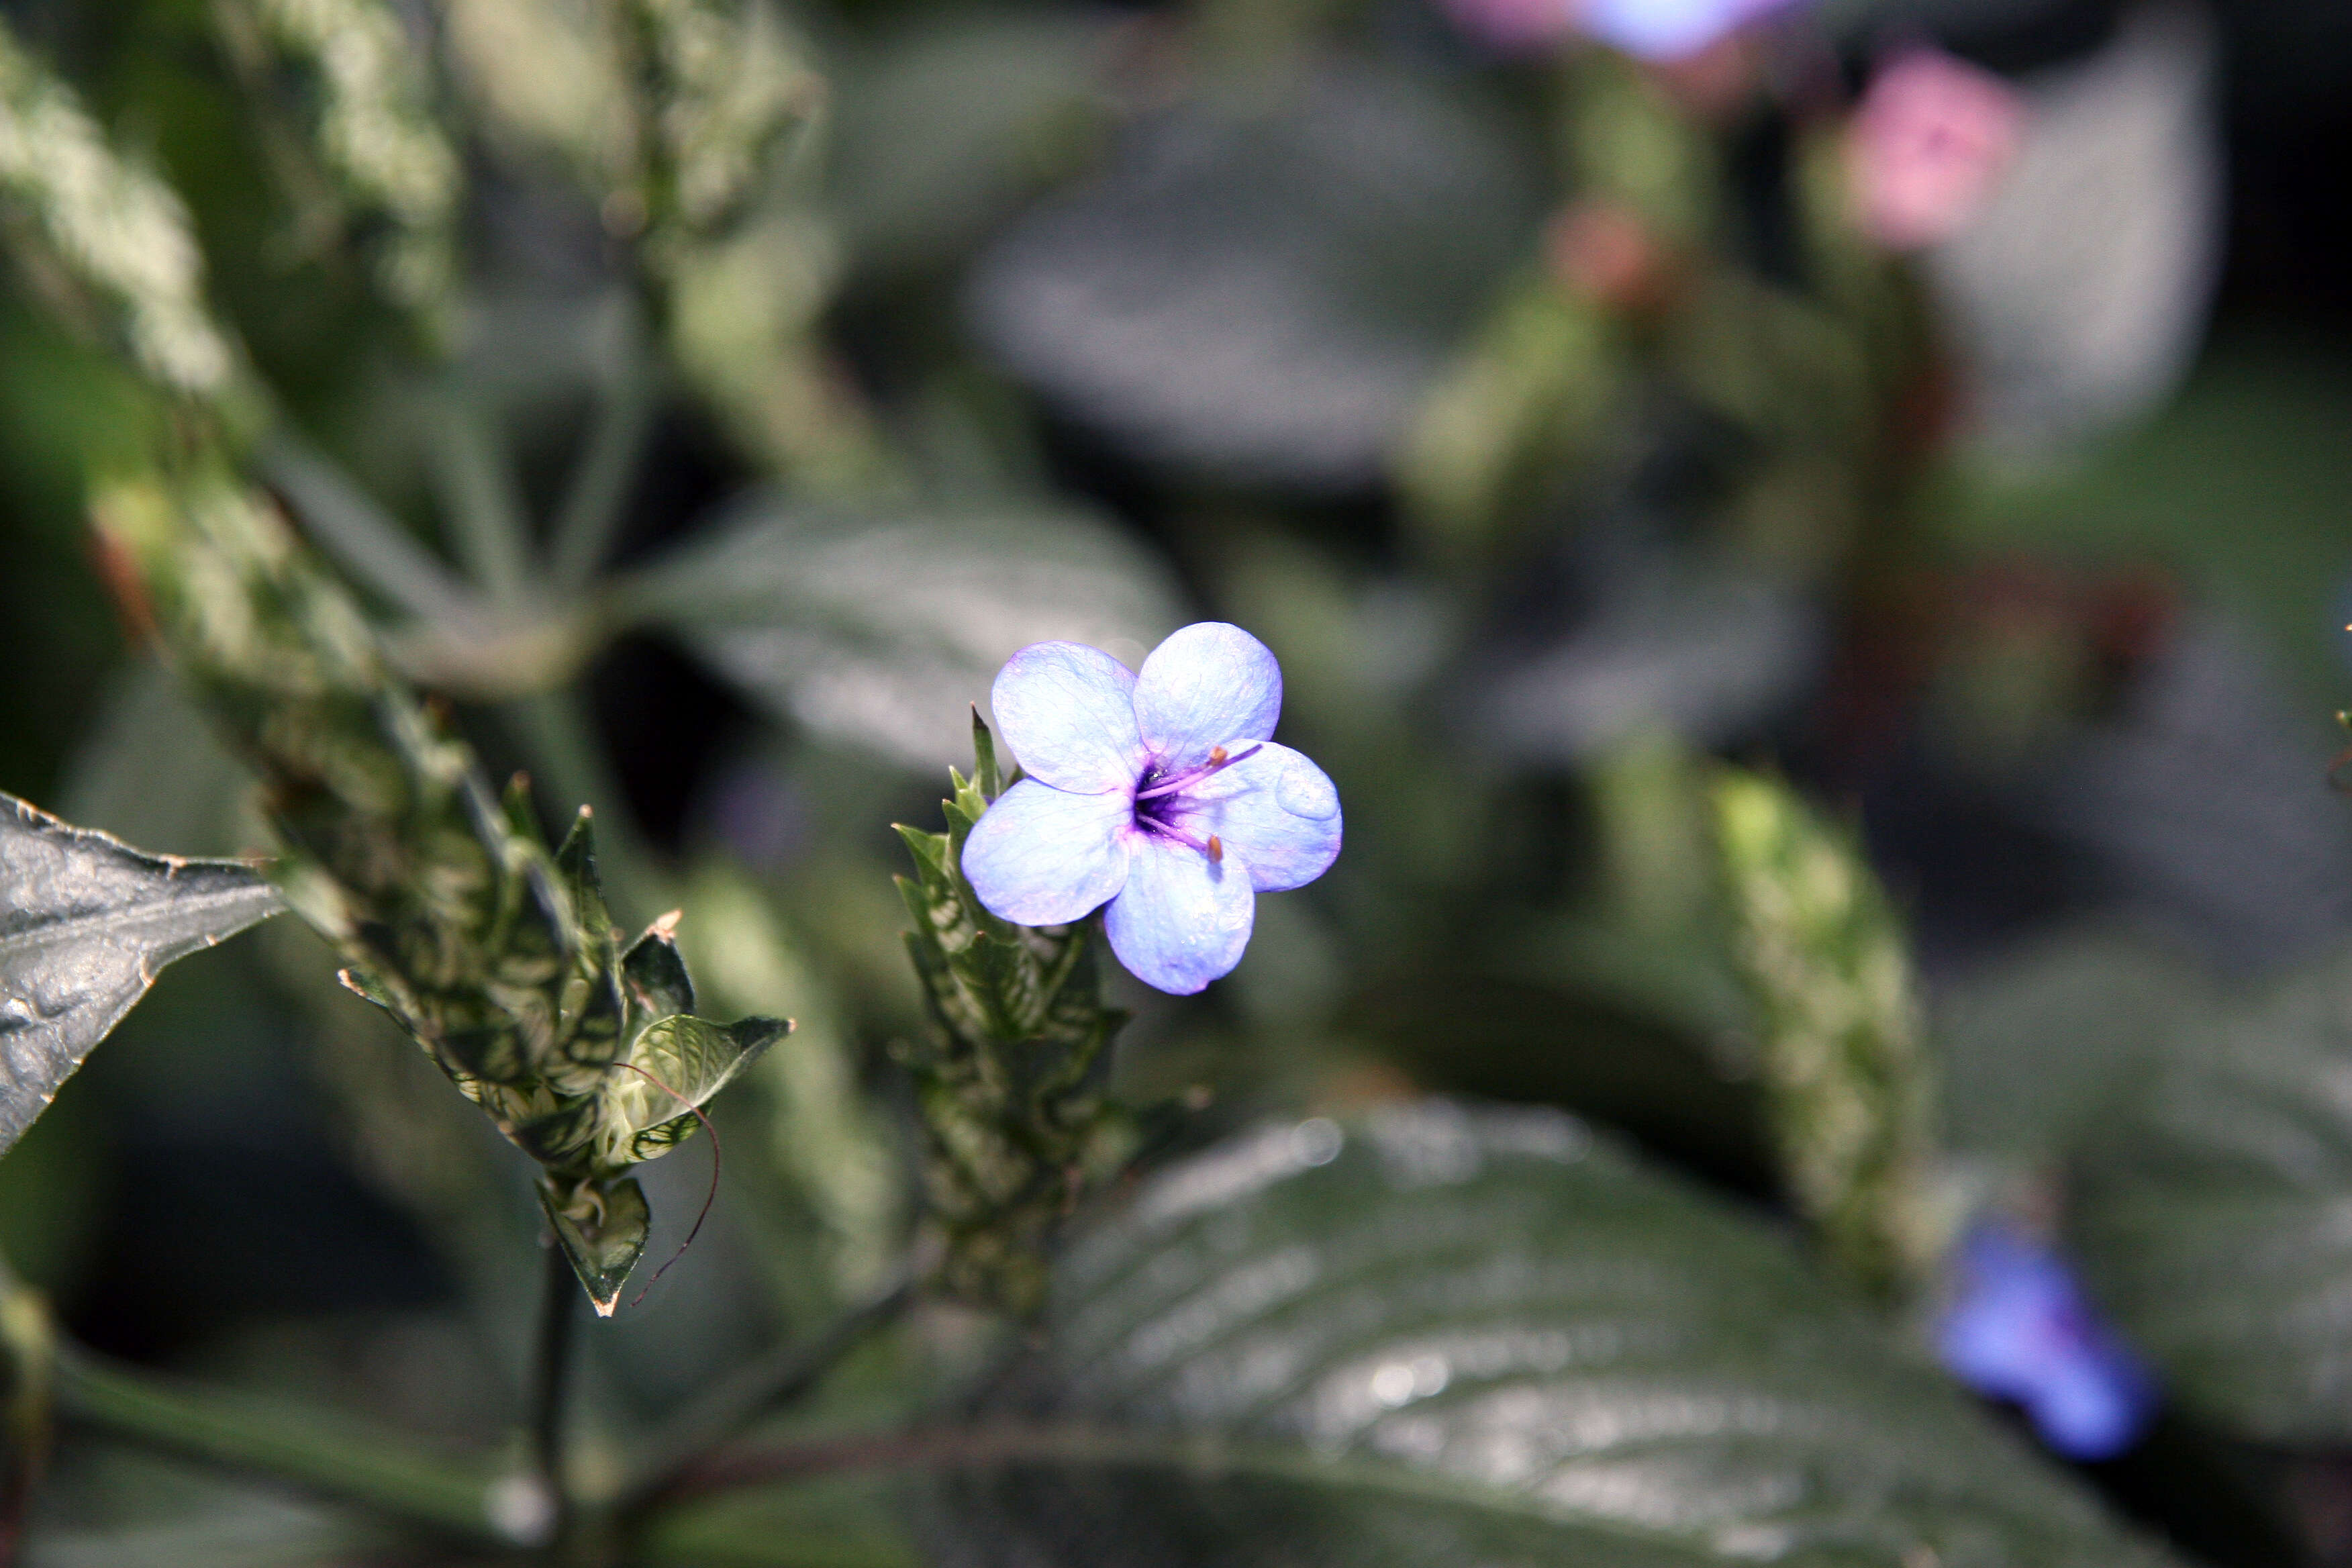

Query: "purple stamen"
left=1135, top=742, right=1263, bottom=802
left=1144, top=820, right=1216, bottom=855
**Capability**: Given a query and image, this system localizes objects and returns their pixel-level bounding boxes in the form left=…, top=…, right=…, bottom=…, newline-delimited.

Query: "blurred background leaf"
left=618, top=493, right=1183, bottom=769
left=2072, top=948, right=2352, bottom=1444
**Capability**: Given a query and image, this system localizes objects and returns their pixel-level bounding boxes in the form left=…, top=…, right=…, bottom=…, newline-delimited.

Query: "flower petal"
left=961, top=781, right=1134, bottom=925
left=1133, top=622, right=1282, bottom=773
left=1164, top=743, right=1342, bottom=893
left=1103, top=828, right=1255, bottom=995
left=990, top=642, right=1144, bottom=794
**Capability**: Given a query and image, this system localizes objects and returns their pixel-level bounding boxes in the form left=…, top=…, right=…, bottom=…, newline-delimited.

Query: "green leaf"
left=224, top=0, right=461, bottom=326
left=0, top=793, right=283, bottom=1155
left=57, top=658, right=250, bottom=860
left=614, top=495, right=1179, bottom=770
left=943, top=1102, right=2179, bottom=1567
left=540, top=1172, right=651, bottom=1318
left=831, top=11, right=1109, bottom=279
left=1930, top=925, right=2216, bottom=1160
left=0, top=21, right=241, bottom=400
left=0, top=1251, right=51, bottom=1534
left=680, top=859, right=905, bottom=1306
left=2071, top=952, right=2352, bottom=1441
left=648, top=1471, right=923, bottom=1567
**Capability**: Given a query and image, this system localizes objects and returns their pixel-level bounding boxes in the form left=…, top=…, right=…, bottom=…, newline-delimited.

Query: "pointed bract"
left=539, top=1173, right=650, bottom=1317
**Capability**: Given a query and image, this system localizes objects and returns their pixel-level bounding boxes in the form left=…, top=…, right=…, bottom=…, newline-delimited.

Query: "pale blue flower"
left=1440, top=0, right=1804, bottom=61
left=1581, top=0, right=1801, bottom=62
left=1937, top=1220, right=2155, bottom=1461
left=961, top=623, right=1342, bottom=995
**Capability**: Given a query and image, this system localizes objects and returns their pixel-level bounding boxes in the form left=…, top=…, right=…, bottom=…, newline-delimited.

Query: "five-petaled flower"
left=961, top=623, right=1342, bottom=995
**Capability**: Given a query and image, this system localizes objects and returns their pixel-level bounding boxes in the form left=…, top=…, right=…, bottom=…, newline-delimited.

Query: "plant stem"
left=618, top=1273, right=914, bottom=1516
left=0, top=1269, right=50, bottom=1568
left=551, top=301, right=658, bottom=593
left=532, top=1240, right=581, bottom=1527
left=260, top=435, right=483, bottom=629
left=426, top=387, right=536, bottom=607
left=50, top=1343, right=506, bottom=1547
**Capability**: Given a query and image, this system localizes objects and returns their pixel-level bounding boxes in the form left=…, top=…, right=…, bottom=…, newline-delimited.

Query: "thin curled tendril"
left=610, top=1061, right=722, bottom=1309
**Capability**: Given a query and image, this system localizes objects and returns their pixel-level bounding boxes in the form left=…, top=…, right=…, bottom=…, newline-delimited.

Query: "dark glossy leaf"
left=1929, top=924, right=2215, bottom=1160
left=616, top=493, right=1179, bottom=771
left=944, top=1102, right=2175, bottom=1567
left=965, top=59, right=1534, bottom=492
left=2071, top=952, right=2352, bottom=1441
left=0, top=793, right=283, bottom=1155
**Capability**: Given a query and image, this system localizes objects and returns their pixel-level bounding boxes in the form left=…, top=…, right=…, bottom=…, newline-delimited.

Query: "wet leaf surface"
left=924, top=1101, right=2180, bottom=1566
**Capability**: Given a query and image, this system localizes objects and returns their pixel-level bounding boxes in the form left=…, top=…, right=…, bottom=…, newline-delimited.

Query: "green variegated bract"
left=1713, top=771, right=1943, bottom=1304
left=893, top=713, right=1128, bottom=1313
left=94, top=471, right=785, bottom=1314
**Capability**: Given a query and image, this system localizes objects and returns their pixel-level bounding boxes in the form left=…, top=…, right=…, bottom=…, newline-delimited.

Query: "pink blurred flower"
left=1849, top=48, right=2024, bottom=252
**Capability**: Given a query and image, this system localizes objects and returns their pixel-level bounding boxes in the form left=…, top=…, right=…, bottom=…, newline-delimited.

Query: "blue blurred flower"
left=1439, top=0, right=1804, bottom=62
left=962, top=623, right=1342, bottom=995
left=1581, top=0, right=1800, bottom=61
left=1937, top=1219, right=2155, bottom=1461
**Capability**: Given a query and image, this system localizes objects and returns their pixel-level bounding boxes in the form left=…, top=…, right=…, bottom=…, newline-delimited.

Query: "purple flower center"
left=1132, top=743, right=1261, bottom=859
